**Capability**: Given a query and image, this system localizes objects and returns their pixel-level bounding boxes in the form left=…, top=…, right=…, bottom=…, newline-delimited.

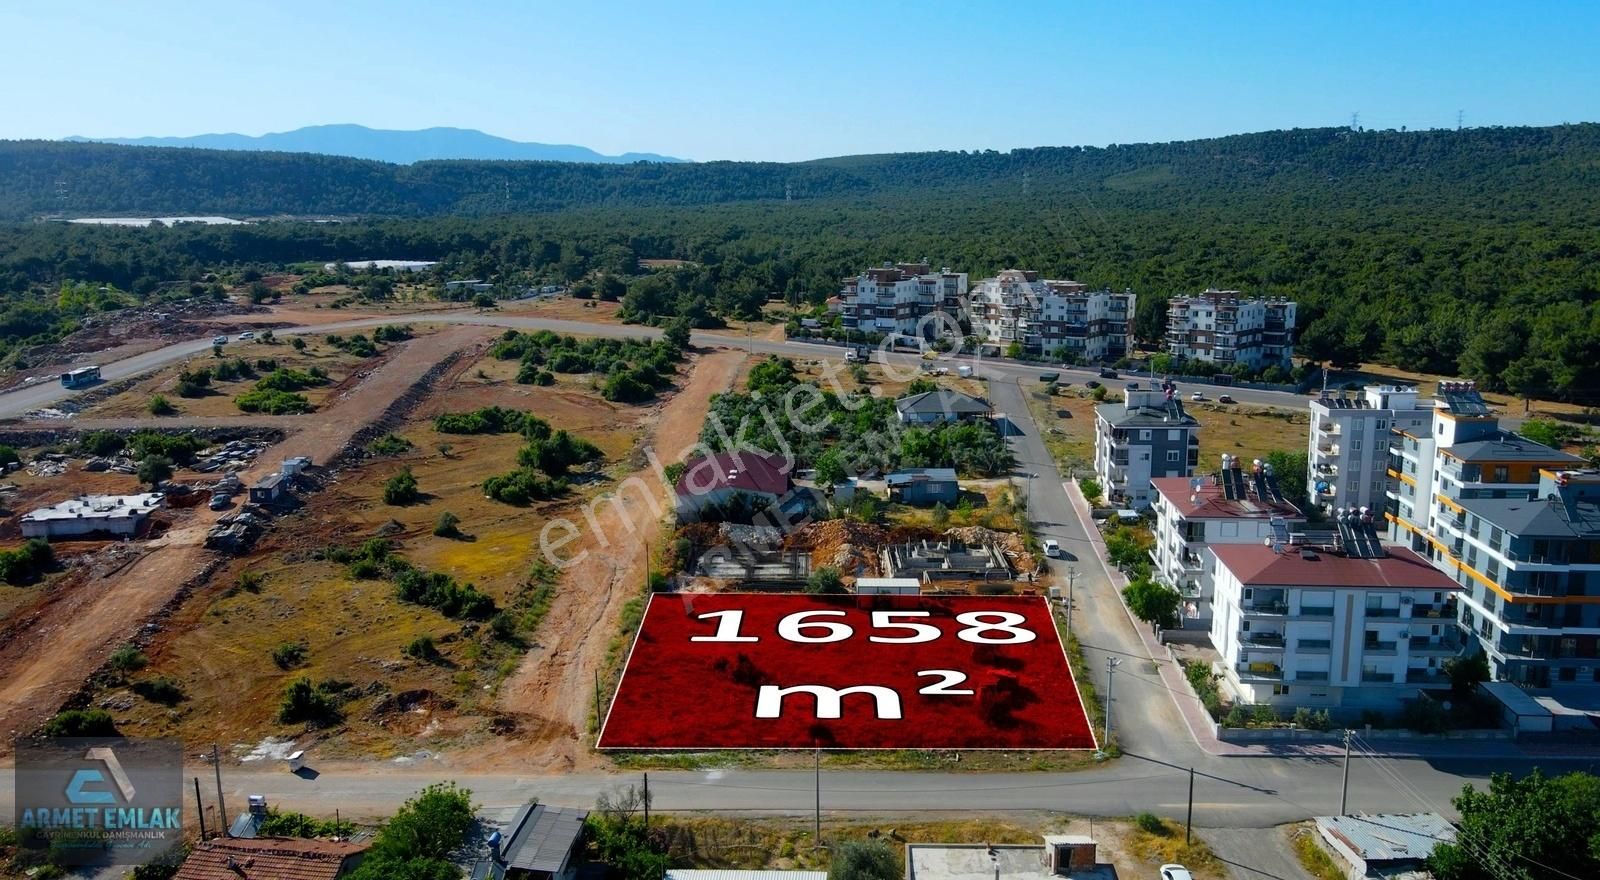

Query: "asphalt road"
left=0, top=314, right=1566, bottom=836
left=0, top=313, right=1311, bottom=419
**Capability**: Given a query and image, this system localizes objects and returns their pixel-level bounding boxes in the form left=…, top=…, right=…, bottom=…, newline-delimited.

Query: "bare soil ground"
left=0, top=326, right=493, bottom=751
left=487, top=349, right=744, bottom=771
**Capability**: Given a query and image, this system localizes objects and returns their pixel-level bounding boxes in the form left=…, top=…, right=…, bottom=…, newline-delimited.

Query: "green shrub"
left=403, top=636, right=439, bottom=661
left=258, top=808, right=354, bottom=840
left=109, top=645, right=149, bottom=674
left=805, top=567, right=846, bottom=594
left=278, top=676, right=342, bottom=726
left=433, top=406, right=530, bottom=435
left=433, top=511, right=462, bottom=538
left=132, top=676, right=185, bottom=705
left=383, top=467, right=421, bottom=505
left=0, top=444, right=19, bottom=467
left=147, top=394, right=177, bottom=416
left=1134, top=812, right=1169, bottom=835
left=42, top=708, right=119, bottom=737
left=78, top=429, right=125, bottom=457
left=482, top=468, right=567, bottom=505
left=0, top=538, right=54, bottom=585
left=368, top=433, right=413, bottom=456
left=394, top=570, right=495, bottom=620
left=1293, top=706, right=1332, bottom=731
left=272, top=642, right=308, bottom=669
left=236, top=388, right=314, bottom=414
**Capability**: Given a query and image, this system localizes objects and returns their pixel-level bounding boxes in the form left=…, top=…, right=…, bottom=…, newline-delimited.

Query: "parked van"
left=957, top=364, right=974, bottom=378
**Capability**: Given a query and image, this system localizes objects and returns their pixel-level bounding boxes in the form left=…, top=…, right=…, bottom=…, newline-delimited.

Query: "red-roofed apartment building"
left=674, top=449, right=795, bottom=522
left=1151, top=455, right=1305, bottom=629
left=173, top=837, right=368, bottom=880
left=1209, top=528, right=1461, bottom=712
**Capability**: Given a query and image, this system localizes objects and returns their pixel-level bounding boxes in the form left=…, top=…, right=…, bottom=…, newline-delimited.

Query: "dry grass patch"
left=1290, top=824, right=1344, bottom=880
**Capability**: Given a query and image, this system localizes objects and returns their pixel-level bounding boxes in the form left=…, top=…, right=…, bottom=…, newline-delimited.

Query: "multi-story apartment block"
left=1382, top=382, right=1590, bottom=688
left=1210, top=512, right=1462, bottom=711
left=1308, top=386, right=1434, bottom=514
left=1450, top=470, right=1600, bottom=688
left=1151, top=455, right=1305, bottom=625
left=1165, top=290, right=1297, bottom=371
left=1093, top=381, right=1200, bottom=509
left=838, top=262, right=968, bottom=338
left=968, top=269, right=1134, bottom=361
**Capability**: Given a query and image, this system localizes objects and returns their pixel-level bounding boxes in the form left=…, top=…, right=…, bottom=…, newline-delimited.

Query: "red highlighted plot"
left=598, top=593, right=1096, bottom=750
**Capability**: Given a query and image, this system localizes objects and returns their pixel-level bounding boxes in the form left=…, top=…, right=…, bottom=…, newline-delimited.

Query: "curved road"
left=0, top=314, right=1572, bottom=837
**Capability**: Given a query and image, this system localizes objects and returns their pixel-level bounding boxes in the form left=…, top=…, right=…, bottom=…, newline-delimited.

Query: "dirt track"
left=0, top=326, right=493, bottom=749
left=493, top=349, right=743, bottom=771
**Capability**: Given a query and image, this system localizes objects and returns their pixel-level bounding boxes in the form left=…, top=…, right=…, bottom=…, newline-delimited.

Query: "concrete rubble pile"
left=83, top=456, right=139, bottom=475
left=205, top=508, right=268, bottom=554
left=25, top=454, right=69, bottom=477
left=191, top=439, right=270, bottom=473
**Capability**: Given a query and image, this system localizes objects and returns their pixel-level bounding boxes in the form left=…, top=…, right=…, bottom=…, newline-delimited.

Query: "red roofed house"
left=1208, top=519, right=1461, bottom=713
left=1151, top=455, right=1306, bottom=629
left=674, top=450, right=794, bottom=522
left=173, top=837, right=368, bottom=880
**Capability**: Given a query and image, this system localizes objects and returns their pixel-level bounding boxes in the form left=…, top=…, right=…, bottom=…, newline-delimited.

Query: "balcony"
left=1366, top=607, right=1402, bottom=618
left=1239, top=631, right=1285, bottom=649
left=1296, top=605, right=1335, bottom=618
left=1412, top=602, right=1457, bottom=619
left=1410, top=640, right=1461, bottom=655
left=1361, top=671, right=1398, bottom=683
left=1296, top=639, right=1332, bottom=653
left=1291, top=670, right=1330, bottom=682
left=1364, top=640, right=1400, bottom=654
left=1236, top=662, right=1283, bottom=682
left=1244, top=602, right=1288, bottom=616
left=1317, top=421, right=1339, bottom=434
left=1406, top=669, right=1448, bottom=684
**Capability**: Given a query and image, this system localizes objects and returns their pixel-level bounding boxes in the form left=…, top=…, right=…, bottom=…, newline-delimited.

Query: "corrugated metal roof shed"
left=1315, top=812, right=1454, bottom=864
left=504, top=804, right=588, bottom=874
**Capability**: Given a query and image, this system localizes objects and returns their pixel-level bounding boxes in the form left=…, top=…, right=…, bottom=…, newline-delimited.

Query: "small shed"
left=1315, top=813, right=1455, bottom=878
left=280, top=456, right=313, bottom=477
left=1482, top=681, right=1554, bottom=734
left=855, top=577, right=921, bottom=595
left=885, top=468, right=959, bottom=506
left=498, top=804, right=588, bottom=880
left=249, top=473, right=287, bottom=505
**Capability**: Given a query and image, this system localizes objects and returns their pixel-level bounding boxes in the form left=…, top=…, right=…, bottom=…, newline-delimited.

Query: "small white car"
left=1160, top=865, right=1194, bottom=880
left=1043, top=539, right=1062, bottom=558
left=237, top=331, right=255, bottom=341
left=212, top=335, right=228, bottom=345
left=1189, top=391, right=1206, bottom=401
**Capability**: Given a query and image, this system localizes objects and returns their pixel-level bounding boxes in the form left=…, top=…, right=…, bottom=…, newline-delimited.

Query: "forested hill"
left=3, top=124, right=1599, bottom=220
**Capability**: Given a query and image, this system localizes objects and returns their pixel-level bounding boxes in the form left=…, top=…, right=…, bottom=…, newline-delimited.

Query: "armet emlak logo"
left=15, top=737, right=183, bottom=867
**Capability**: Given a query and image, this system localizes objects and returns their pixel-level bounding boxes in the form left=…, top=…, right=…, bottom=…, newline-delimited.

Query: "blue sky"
left=5, top=1, right=1597, bottom=161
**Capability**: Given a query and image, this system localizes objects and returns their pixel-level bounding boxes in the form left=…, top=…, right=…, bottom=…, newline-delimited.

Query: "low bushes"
left=433, top=405, right=530, bottom=435
left=278, top=676, right=343, bottom=726
left=0, top=539, right=54, bottom=585
left=236, top=388, right=314, bottom=414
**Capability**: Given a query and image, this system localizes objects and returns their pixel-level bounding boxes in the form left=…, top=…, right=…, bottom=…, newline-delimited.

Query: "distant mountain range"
left=63, top=124, right=688, bottom=165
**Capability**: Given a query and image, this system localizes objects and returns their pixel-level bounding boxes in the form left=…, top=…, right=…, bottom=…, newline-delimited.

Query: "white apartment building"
left=838, top=262, right=967, bottom=338
left=968, top=270, right=1134, bottom=361
left=1209, top=515, right=1462, bottom=711
left=1093, top=381, right=1200, bottom=510
left=1309, top=386, right=1433, bottom=514
left=1165, top=290, right=1296, bottom=371
left=1150, top=455, right=1305, bottom=626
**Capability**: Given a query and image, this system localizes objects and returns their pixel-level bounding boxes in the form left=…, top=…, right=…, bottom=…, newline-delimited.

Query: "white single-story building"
left=21, top=493, right=165, bottom=539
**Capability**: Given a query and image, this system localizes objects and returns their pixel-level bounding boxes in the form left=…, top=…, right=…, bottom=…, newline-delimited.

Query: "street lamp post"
left=1103, top=656, right=1122, bottom=752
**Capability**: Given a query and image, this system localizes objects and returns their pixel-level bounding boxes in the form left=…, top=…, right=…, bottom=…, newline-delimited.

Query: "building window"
left=1353, top=439, right=1363, bottom=451
left=1492, top=465, right=1509, bottom=483
left=1272, top=684, right=1290, bottom=696
left=1167, top=450, right=1180, bottom=463
left=1140, top=430, right=1152, bottom=441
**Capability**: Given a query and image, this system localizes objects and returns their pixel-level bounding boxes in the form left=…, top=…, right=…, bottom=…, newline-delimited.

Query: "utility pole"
left=1457, top=109, right=1464, bottom=131
left=193, top=777, right=208, bottom=841
left=1066, top=567, right=1078, bottom=640
left=211, top=745, right=228, bottom=837
left=1185, top=767, right=1195, bottom=845
left=642, top=773, right=650, bottom=831
left=1104, top=657, right=1122, bottom=748
left=1340, top=729, right=1352, bottom=815
left=1350, top=111, right=1360, bottom=131
left=814, top=747, right=822, bottom=844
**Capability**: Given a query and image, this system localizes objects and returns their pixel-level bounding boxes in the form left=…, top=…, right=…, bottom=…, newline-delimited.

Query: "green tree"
left=42, top=708, right=118, bottom=737
left=829, top=840, right=898, bottom=880
left=347, top=783, right=476, bottom=880
left=813, top=448, right=848, bottom=486
left=383, top=467, right=421, bottom=505
left=137, top=454, right=173, bottom=488
left=1445, top=651, right=1490, bottom=699
left=805, top=566, right=846, bottom=594
left=1263, top=449, right=1310, bottom=507
left=147, top=394, right=176, bottom=416
left=1428, top=770, right=1600, bottom=880
left=1122, top=577, right=1180, bottom=628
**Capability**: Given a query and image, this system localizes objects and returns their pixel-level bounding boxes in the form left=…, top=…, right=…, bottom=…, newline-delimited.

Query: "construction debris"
left=205, top=509, right=269, bottom=554
left=83, top=456, right=139, bottom=475
left=191, top=439, right=270, bottom=473
left=25, top=455, right=69, bottom=477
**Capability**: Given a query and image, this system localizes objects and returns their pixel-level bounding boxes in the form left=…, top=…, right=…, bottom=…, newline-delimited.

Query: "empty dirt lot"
left=0, top=326, right=493, bottom=751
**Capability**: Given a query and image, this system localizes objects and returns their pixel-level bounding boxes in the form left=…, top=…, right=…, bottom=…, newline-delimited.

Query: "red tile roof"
left=1151, top=476, right=1304, bottom=520
left=675, top=450, right=792, bottom=498
left=173, top=837, right=368, bottom=880
left=1210, top=544, right=1459, bottom=590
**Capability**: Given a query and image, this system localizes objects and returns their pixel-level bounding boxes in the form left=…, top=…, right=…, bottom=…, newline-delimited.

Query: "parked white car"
left=1043, top=539, right=1062, bottom=558
left=212, top=335, right=228, bottom=345
left=1189, top=391, right=1206, bottom=401
left=1160, top=865, right=1194, bottom=880
left=237, top=331, right=255, bottom=341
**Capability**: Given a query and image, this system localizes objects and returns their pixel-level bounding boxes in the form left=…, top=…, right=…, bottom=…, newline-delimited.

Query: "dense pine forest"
left=0, top=125, right=1596, bottom=400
